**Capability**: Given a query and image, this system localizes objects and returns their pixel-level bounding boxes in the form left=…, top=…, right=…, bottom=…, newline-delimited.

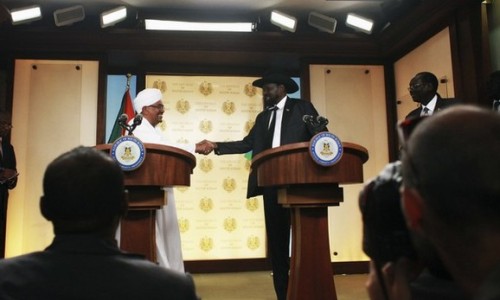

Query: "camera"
left=358, top=161, right=417, bottom=264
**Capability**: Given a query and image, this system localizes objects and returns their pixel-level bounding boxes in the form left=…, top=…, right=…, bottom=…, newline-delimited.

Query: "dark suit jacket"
left=216, top=97, right=320, bottom=198
left=405, top=95, right=458, bottom=119
left=0, top=234, right=200, bottom=300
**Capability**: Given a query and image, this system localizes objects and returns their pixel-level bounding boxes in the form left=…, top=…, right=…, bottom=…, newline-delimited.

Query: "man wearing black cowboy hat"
left=197, top=70, right=323, bottom=300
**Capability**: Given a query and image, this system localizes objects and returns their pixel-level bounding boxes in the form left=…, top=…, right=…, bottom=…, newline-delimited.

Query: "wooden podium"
left=252, top=141, right=368, bottom=300
left=96, top=143, right=196, bottom=262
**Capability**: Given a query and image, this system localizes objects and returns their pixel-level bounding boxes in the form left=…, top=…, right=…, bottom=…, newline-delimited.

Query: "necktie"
left=266, top=106, right=278, bottom=147
left=422, top=107, right=430, bottom=116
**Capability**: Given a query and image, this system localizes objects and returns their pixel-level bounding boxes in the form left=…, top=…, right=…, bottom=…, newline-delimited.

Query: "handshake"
left=195, top=140, right=217, bottom=155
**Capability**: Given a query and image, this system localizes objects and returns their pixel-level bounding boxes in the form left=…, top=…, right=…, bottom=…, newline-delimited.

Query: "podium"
left=96, top=143, right=196, bottom=261
left=252, top=141, right=368, bottom=300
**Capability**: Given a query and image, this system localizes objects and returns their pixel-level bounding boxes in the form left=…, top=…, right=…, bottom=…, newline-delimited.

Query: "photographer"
left=359, top=161, right=468, bottom=300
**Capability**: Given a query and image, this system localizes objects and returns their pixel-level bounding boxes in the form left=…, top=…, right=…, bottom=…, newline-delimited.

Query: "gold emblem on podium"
left=247, top=235, right=260, bottom=250
left=199, top=81, right=213, bottom=96
left=152, top=80, right=167, bottom=93
left=245, top=197, right=259, bottom=212
left=199, top=119, right=213, bottom=134
left=199, top=197, right=214, bottom=212
left=199, top=157, right=213, bottom=173
left=244, top=83, right=257, bottom=97
left=222, top=177, right=236, bottom=192
left=200, top=236, right=214, bottom=252
left=120, top=146, right=135, bottom=161
left=223, top=217, right=237, bottom=232
left=244, top=120, right=255, bottom=133
left=320, top=142, right=334, bottom=156
left=178, top=218, right=190, bottom=233
left=176, top=99, right=190, bottom=114
left=222, top=100, right=235, bottom=115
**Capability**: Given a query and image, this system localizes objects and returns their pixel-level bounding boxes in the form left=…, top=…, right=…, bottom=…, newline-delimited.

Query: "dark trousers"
left=0, top=189, right=8, bottom=258
left=263, top=188, right=291, bottom=300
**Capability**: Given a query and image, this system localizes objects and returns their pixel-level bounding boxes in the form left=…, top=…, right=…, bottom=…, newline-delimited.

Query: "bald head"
left=402, top=105, right=500, bottom=230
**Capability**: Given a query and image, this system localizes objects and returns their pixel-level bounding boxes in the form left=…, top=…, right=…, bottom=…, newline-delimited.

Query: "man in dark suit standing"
left=0, top=146, right=199, bottom=300
left=405, top=72, right=456, bottom=119
left=0, top=111, right=17, bottom=258
left=197, top=71, right=322, bottom=300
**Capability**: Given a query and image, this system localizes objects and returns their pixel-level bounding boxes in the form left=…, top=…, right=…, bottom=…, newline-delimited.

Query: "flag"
left=107, top=88, right=135, bottom=143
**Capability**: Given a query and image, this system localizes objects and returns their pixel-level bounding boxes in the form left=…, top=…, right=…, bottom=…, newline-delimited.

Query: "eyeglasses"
left=407, top=83, right=425, bottom=91
left=397, top=116, right=429, bottom=188
left=148, top=104, right=164, bottom=110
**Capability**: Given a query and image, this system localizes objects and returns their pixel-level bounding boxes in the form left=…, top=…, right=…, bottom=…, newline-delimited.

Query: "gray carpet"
left=192, top=271, right=369, bottom=300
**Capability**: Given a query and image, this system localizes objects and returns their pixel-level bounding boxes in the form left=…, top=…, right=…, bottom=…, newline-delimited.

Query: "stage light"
left=101, top=6, right=127, bottom=28
left=10, top=5, right=42, bottom=25
left=53, top=5, right=85, bottom=27
left=145, top=20, right=255, bottom=32
left=270, top=10, right=297, bottom=32
left=345, top=13, right=374, bottom=34
left=308, top=12, right=337, bottom=34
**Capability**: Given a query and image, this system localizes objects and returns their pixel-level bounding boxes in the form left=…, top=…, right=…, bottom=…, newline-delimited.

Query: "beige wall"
left=6, top=59, right=98, bottom=257
left=394, top=27, right=454, bottom=121
left=310, top=65, right=388, bottom=262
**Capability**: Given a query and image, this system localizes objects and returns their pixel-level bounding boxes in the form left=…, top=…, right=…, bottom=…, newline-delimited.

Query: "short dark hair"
left=402, top=105, right=500, bottom=232
left=40, top=147, right=126, bottom=229
left=415, top=72, right=439, bottom=92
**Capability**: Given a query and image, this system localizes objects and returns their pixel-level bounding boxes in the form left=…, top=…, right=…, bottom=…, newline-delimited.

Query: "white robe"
left=127, top=119, right=194, bottom=272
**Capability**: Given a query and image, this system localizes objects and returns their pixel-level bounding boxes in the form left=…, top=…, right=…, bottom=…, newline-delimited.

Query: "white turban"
left=133, top=88, right=162, bottom=113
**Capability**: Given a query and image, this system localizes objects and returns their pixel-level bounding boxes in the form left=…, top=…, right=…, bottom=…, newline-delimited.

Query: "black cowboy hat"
left=252, top=70, right=299, bottom=93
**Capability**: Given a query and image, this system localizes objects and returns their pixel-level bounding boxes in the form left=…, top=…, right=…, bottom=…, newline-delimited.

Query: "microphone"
left=128, top=114, right=143, bottom=135
left=132, top=114, right=143, bottom=126
left=316, top=115, right=329, bottom=127
left=118, top=113, right=128, bottom=124
left=302, top=115, right=315, bottom=123
left=303, top=114, right=329, bottom=134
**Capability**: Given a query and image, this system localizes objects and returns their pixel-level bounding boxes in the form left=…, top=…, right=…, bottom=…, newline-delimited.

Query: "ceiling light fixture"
left=101, top=6, right=127, bottom=28
left=308, top=12, right=337, bottom=34
left=270, top=10, right=297, bottom=32
left=10, top=5, right=42, bottom=25
left=53, top=5, right=85, bottom=27
left=145, top=19, right=255, bottom=32
left=345, top=13, right=374, bottom=34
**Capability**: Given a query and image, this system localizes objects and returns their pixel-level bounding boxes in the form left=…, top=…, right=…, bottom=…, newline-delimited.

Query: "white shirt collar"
left=422, top=94, right=438, bottom=114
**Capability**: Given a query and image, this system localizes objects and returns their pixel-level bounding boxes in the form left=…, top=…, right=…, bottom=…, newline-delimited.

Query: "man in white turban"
left=130, top=88, right=205, bottom=271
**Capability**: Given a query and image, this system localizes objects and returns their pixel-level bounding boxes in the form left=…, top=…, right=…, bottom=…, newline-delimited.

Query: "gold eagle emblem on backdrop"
left=222, top=177, right=236, bottom=192
left=245, top=198, right=259, bottom=212
left=152, top=80, right=167, bottom=93
left=244, top=159, right=251, bottom=171
left=178, top=218, right=190, bottom=233
left=199, top=197, right=214, bottom=212
left=199, top=157, right=213, bottom=173
left=199, top=119, right=213, bottom=134
left=244, top=120, right=255, bottom=134
left=244, top=83, right=257, bottom=97
left=199, top=81, right=213, bottom=96
left=222, top=100, right=236, bottom=115
left=200, top=236, right=214, bottom=252
left=223, top=217, right=237, bottom=232
left=247, top=235, right=260, bottom=250
left=175, top=186, right=189, bottom=193
left=176, top=99, right=190, bottom=114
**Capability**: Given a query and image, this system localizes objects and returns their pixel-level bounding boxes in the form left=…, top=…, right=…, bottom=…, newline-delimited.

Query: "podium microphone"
left=117, top=113, right=129, bottom=129
left=128, top=114, right=143, bottom=135
left=303, top=114, right=329, bottom=134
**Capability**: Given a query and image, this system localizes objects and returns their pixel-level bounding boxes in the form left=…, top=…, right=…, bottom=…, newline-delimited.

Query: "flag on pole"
left=107, top=84, right=135, bottom=143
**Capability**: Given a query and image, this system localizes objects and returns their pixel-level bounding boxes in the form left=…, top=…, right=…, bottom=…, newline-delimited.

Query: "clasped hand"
left=195, top=140, right=216, bottom=155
